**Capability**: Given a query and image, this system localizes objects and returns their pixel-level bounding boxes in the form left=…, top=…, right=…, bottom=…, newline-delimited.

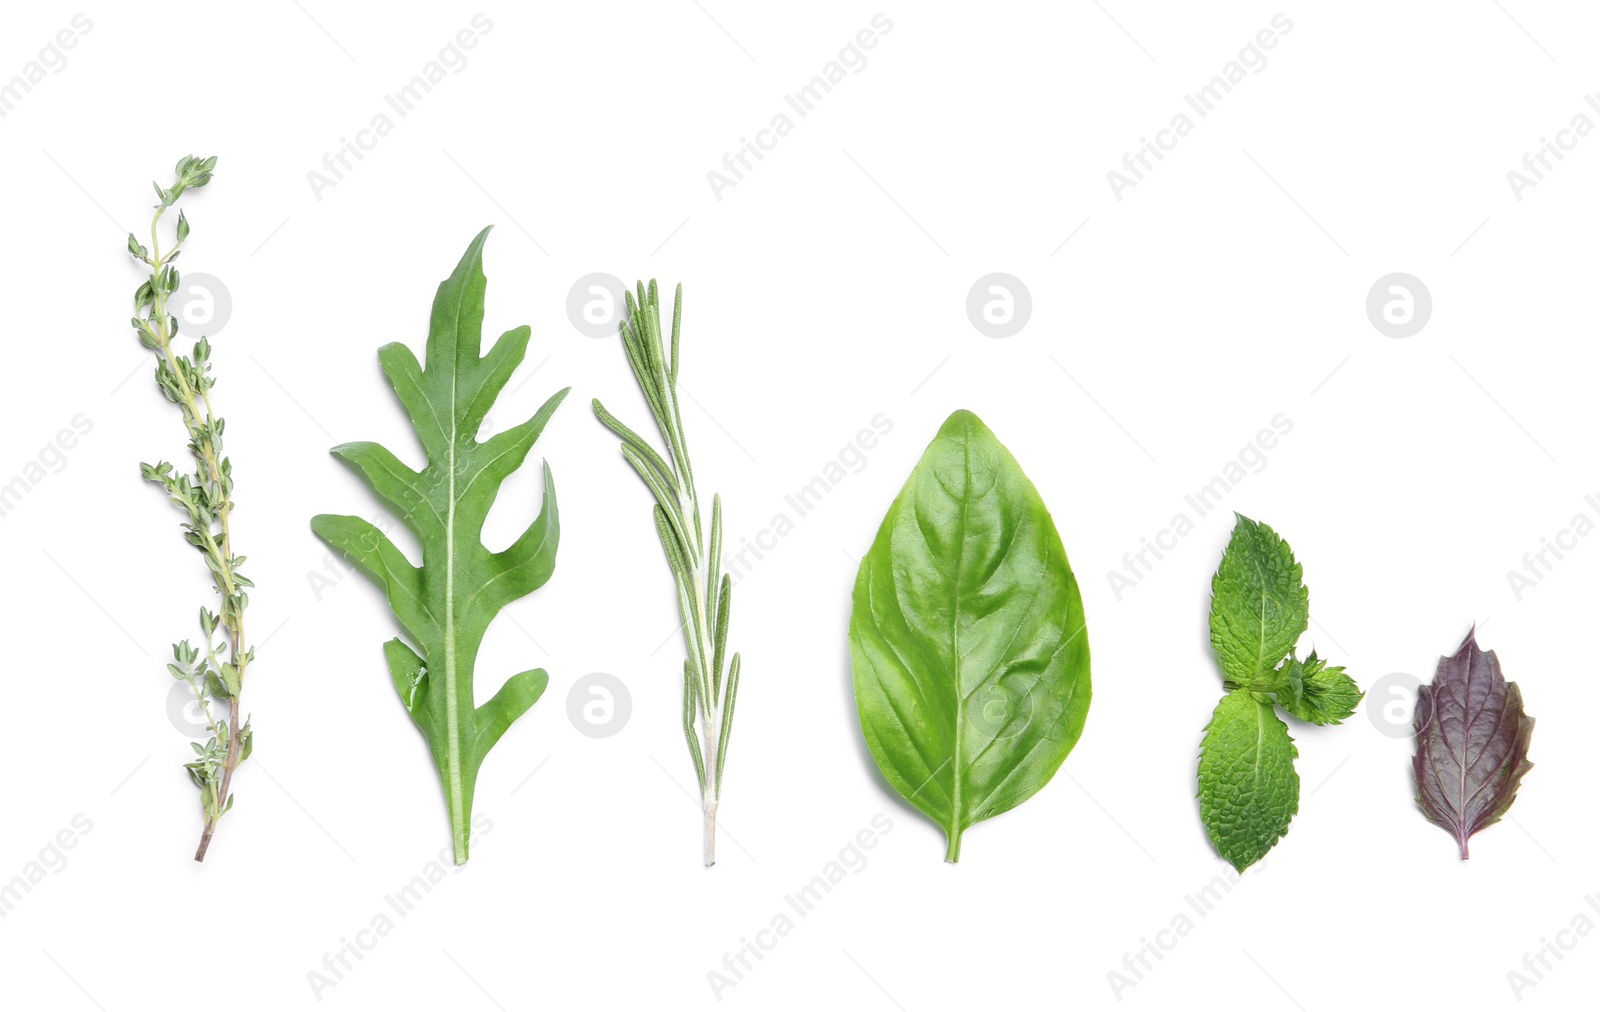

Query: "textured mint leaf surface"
left=1274, top=652, right=1362, bottom=726
left=1198, top=687, right=1299, bottom=872
left=1413, top=631, right=1535, bottom=859
left=1209, top=515, right=1308, bottom=688
left=849, top=410, right=1091, bottom=862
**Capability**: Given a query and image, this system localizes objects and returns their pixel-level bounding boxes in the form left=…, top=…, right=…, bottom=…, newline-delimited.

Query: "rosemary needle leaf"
left=595, top=281, right=743, bottom=866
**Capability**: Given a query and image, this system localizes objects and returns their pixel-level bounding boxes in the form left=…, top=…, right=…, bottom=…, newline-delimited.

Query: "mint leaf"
left=1259, top=654, right=1302, bottom=701
left=1208, top=515, right=1308, bottom=688
left=1196, top=515, right=1357, bottom=870
left=1198, top=687, right=1299, bottom=872
left=1274, top=651, right=1361, bottom=726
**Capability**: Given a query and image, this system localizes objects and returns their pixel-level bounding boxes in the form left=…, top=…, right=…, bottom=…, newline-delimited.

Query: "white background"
left=1, top=2, right=1595, bottom=1008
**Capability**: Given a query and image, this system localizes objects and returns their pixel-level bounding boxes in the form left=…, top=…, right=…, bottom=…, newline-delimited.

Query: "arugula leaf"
left=1209, top=515, right=1307, bottom=687
left=1198, top=687, right=1299, bottom=872
left=1196, top=514, right=1356, bottom=870
left=1413, top=631, right=1535, bottom=859
left=849, top=410, right=1091, bottom=862
left=312, top=227, right=568, bottom=865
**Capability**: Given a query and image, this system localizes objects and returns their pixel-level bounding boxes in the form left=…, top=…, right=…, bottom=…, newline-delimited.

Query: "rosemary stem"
left=602, top=281, right=738, bottom=867
left=703, top=801, right=718, bottom=867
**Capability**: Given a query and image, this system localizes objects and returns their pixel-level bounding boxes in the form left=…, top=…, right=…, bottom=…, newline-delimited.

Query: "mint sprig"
left=1197, top=514, right=1361, bottom=871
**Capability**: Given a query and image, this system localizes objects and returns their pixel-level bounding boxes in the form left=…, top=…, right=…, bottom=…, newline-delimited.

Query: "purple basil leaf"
left=1412, top=631, right=1535, bottom=859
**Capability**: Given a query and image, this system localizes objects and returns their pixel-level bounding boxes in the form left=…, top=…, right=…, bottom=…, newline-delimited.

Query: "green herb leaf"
left=849, top=410, right=1091, bottom=862
left=593, top=280, right=742, bottom=867
left=312, top=227, right=568, bottom=865
left=1198, top=687, right=1299, bottom=872
left=126, top=156, right=256, bottom=862
left=1196, top=514, right=1356, bottom=870
left=1273, top=651, right=1361, bottom=726
left=1209, top=515, right=1307, bottom=688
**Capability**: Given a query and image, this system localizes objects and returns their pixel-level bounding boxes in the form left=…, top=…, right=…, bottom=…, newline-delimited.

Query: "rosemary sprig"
left=594, top=281, right=741, bottom=867
left=126, top=155, right=255, bottom=862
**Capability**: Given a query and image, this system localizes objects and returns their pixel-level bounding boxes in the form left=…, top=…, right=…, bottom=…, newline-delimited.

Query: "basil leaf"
left=1413, top=632, right=1535, bottom=859
left=849, top=410, right=1091, bottom=862
left=1198, top=687, right=1299, bottom=872
left=1209, top=514, right=1308, bottom=688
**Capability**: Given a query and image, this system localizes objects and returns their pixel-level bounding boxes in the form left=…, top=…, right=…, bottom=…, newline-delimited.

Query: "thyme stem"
left=128, top=156, right=254, bottom=861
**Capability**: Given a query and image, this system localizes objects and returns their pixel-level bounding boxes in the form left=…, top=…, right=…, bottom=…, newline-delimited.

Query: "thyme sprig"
left=594, top=281, right=741, bottom=866
left=126, top=156, right=254, bottom=862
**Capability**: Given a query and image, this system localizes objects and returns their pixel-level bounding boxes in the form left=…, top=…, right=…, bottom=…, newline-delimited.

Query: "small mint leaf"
left=1276, top=651, right=1361, bottom=726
